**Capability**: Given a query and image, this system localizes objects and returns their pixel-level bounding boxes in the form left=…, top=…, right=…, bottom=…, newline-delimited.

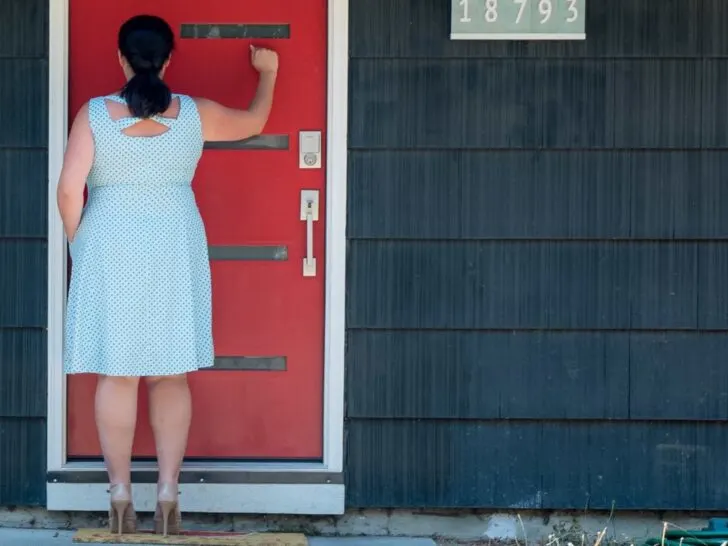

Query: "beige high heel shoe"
left=154, top=483, right=181, bottom=536
left=108, top=484, right=137, bottom=534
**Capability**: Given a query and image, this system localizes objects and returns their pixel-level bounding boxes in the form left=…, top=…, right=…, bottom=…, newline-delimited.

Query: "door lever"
left=300, top=190, right=319, bottom=277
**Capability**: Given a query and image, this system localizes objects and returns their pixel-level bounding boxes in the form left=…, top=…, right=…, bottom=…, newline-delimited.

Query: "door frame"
left=46, top=0, right=348, bottom=514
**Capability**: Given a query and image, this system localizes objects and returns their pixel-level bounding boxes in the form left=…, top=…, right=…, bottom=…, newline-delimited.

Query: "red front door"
left=66, top=1, right=327, bottom=460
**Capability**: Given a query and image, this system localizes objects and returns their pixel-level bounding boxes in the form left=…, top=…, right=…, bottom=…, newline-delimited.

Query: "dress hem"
left=64, top=362, right=215, bottom=377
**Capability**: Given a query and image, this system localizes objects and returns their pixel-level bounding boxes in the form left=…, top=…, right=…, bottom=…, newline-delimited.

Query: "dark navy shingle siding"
left=0, top=0, right=49, bottom=506
left=347, top=419, right=728, bottom=510
left=345, top=0, right=728, bottom=509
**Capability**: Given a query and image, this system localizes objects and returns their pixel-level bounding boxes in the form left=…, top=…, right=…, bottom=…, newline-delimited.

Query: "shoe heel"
left=157, top=500, right=176, bottom=536
left=108, top=483, right=136, bottom=534
left=154, top=483, right=181, bottom=536
left=110, top=499, right=130, bottom=535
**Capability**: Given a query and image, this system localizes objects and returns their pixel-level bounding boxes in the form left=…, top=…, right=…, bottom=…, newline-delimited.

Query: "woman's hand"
left=250, top=46, right=279, bottom=75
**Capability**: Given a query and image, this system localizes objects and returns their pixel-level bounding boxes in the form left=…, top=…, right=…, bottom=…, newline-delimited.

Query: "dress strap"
left=104, top=94, right=177, bottom=129
left=115, top=115, right=175, bottom=129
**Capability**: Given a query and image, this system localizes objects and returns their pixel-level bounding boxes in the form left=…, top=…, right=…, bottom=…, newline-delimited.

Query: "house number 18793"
left=452, top=0, right=585, bottom=40
left=459, top=0, right=578, bottom=25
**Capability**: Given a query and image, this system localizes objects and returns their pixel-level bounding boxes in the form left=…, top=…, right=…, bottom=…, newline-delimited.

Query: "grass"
left=434, top=516, right=728, bottom=546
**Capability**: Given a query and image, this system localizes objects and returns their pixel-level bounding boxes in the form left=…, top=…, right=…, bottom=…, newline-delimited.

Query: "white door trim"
left=46, top=0, right=348, bottom=515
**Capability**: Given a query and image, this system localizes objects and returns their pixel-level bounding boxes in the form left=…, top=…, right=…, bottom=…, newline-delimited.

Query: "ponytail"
left=121, top=69, right=172, bottom=118
left=117, top=15, right=176, bottom=118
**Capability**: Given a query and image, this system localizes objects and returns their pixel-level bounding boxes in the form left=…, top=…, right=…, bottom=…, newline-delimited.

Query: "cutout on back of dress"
left=104, top=96, right=181, bottom=138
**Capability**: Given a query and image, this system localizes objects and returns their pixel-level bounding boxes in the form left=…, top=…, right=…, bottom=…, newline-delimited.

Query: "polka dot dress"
left=63, top=94, right=214, bottom=377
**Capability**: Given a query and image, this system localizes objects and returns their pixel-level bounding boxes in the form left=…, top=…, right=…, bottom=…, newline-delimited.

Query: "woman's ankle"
left=156, top=482, right=179, bottom=501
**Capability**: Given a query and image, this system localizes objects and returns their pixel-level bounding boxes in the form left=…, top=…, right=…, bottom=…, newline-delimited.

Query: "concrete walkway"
left=0, top=529, right=437, bottom=546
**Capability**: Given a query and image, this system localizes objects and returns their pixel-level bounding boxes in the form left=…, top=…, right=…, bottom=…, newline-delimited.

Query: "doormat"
left=72, top=529, right=308, bottom=545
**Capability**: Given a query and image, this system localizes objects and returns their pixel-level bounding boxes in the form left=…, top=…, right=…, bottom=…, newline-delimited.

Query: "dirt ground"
left=435, top=537, right=524, bottom=546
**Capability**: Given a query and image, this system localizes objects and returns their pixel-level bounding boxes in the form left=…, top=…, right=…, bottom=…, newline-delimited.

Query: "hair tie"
left=131, top=55, right=156, bottom=73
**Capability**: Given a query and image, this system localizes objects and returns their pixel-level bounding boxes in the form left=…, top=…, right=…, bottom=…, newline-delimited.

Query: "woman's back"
left=65, top=91, right=213, bottom=378
left=87, top=93, right=203, bottom=188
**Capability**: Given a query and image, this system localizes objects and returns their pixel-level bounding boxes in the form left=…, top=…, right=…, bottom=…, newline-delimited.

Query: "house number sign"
left=451, top=0, right=586, bottom=40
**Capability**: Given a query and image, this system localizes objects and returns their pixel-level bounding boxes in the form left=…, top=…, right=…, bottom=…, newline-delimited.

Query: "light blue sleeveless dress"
left=64, top=94, right=214, bottom=377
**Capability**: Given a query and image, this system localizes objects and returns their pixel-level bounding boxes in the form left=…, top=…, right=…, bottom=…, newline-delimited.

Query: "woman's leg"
left=95, top=375, right=140, bottom=485
left=95, top=375, right=140, bottom=534
left=146, top=374, right=192, bottom=484
left=146, top=374, right=191, bottom=535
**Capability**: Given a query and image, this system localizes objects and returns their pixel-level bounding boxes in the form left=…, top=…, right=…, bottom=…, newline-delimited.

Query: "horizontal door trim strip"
left=48, top=471, right=342, bottom=485
left=181, top=24, right=290, bottom=39
left=208, top=245, right=288, bottom=261
left=211, top=356, right=286, bottom=371
left=204, top=134, right=289, bottom=150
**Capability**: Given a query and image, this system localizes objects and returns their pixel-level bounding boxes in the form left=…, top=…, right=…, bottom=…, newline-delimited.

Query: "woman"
left=56, top=14, right=278, bottom=536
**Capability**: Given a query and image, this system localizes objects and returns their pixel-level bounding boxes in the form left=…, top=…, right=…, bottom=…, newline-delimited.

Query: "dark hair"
left=118, top=15, right=175, bottom=118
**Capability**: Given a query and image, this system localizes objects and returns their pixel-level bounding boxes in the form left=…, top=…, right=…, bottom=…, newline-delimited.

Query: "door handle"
left=300, top=190, right=319, bottom=277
